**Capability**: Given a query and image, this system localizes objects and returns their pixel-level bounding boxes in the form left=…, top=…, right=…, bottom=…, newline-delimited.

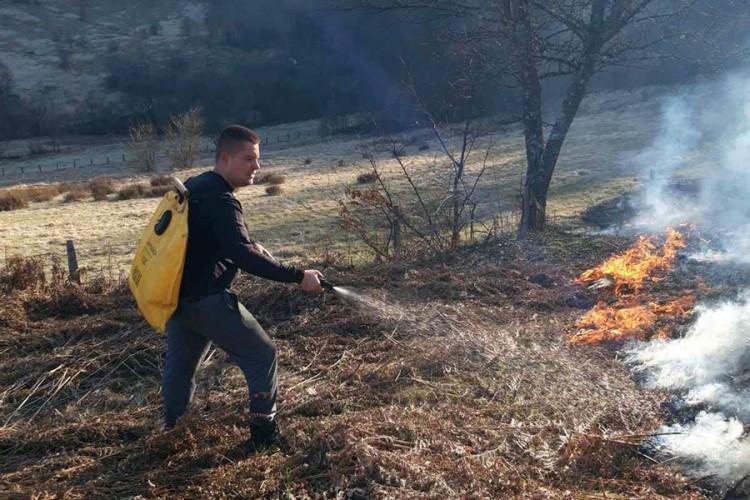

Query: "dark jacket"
left=179, top=171, right=303, bottom=298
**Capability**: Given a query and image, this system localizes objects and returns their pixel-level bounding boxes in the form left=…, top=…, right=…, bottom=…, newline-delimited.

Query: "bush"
left=304, top=157, right=312, bottom=165
left=21, top=185, right=59, bottom=203
left=267, top=174, right=285, bottom=185
left=357, top=172, right=377, bottom=184
left=128, top=121, right=158, bottom=172
left=63, top=190, right=87, bottom=203
left=145, top=185, right=172, bottom=198
left=88, top=177, right=115, bottom=201
left=0, top=255, right=45, bottom=293
left=117, top=184, right=146, bottom=200
left=150, top=174, right=172, bottom=187
left=0, top=191, right=29, bottom=211
left=166, top=108, right=203, bottom=170
left=265, top=185, right=283, bottom=196
left=254, top=173, right=285, bottom=185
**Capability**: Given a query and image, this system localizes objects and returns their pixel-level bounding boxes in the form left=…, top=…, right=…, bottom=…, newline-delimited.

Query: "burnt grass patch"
left=0, top=231, right=708, bottom=498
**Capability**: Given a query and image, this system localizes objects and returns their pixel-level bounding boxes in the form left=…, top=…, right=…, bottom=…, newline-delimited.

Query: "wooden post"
left=106, top=156, right=110, bottom=165
left=73, top=159, right=77, bottom=168
left=38, top=164, right=42, bottom=172
left=66, top=240, right=80, bottom=284
left=122, top=154, right=126, bottom=162
left=391, top=205, right=401, bottom=259
left=90, top=158, right=93, bottom=166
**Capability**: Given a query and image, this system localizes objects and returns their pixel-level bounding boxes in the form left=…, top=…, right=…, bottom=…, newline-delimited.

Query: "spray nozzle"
left=319, top=278, right=335, bottom=291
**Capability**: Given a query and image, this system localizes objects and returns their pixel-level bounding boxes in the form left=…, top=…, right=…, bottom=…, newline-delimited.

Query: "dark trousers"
left=162, top=290, right=277, bottom=427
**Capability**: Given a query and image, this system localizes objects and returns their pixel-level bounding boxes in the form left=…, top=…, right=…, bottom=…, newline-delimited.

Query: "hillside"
left=0, top=0, right=206, bottom=106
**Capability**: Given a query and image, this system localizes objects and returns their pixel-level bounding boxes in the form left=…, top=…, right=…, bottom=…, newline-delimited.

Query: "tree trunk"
left=518, top=20, right=604, bottom=238
left=516, top=1, right=546, bottom=239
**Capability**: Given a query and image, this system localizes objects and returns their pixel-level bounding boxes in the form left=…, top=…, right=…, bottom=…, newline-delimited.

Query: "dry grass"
left=0, top=190, right=29, bottom=211
left=117, top=183, right=147, bottom=200
left=149, top=174, right=173, bottom=187
left=265, top=185, right=284, bottom=196
left=88, top=177, right=116, bottom=201
left=0, top=235, right=708, bottom=498
left=63, top=189, right=88, bottom=203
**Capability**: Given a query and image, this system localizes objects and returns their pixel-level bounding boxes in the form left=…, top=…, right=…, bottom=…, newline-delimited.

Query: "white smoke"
left=627, top=293, right=750, bottom=483
left=626, top=71, right=750, bottom=486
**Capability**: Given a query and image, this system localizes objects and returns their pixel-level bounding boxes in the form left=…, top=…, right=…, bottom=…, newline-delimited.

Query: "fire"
left=571, top=229, right=695, bottom=345
left=577, top=228, right=686, bottom=295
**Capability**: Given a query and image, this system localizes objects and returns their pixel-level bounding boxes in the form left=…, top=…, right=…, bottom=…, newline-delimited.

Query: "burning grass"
left=0, top=235, right=707, bottom=498
left=571, top=228, right=700, bottom=345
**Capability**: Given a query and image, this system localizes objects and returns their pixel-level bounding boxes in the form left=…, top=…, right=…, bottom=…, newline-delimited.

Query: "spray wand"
left=319, top=278, right=335, bottom=292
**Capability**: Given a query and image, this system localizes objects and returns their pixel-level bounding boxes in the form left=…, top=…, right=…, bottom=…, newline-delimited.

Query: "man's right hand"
left=299, top=270, right=324, bottom=293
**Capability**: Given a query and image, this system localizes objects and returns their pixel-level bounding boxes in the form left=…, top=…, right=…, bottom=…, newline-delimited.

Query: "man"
left=162, top=124, right=323, bottom=452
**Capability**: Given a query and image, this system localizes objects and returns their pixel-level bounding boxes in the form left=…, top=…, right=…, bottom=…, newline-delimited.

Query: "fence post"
left=20, top=166, right=24, bottom=173
left=122, top=154, right=126, bottom=162
left=38, top=164, right=42, bottom=172
left=90, top=158, right=93, bottom=166
left=73, top=159, right=77, bottom=168
left=66, top=240, right=81, bottom=284
left=106, top=156, right=110, bottom=165
left=56, top=162, right=59, bottom=170
left=1, top=167, right=4, bottom=177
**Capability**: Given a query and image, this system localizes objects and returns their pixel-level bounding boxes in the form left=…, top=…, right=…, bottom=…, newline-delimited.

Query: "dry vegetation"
left=0, top=84, right=728, bottom=497
left=0, top=231, right=709, bottom=498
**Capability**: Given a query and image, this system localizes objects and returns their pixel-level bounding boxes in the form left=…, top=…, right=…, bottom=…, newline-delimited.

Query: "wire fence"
left=0, top=128, right=323, bottom=179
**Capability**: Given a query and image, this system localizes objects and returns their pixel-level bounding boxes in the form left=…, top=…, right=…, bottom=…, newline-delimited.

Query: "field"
left=0, top=84, right=710, bottom=273
left=0, top=83, right=723, bottom=498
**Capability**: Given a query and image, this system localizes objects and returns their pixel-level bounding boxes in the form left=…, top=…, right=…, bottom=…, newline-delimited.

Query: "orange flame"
left=571, top=229, right=694, bottom=344
left=577, top=228, right=686, bottom=295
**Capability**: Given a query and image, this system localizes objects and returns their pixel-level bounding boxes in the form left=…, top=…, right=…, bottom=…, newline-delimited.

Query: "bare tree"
left=347, top=0, right=744, bottom=237
left=128, top=121, right=159, bottom=172
left=165, top=108, right=204, bottom=170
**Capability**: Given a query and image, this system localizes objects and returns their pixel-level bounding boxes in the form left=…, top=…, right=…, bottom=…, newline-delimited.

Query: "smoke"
left=627, top=295, right=750, bottom=483
left=635, top=71, right=750, bottom=262
left=625, top=72, right=750, bottom=486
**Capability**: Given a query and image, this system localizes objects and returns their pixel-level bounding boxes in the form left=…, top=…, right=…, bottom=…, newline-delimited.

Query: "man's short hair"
left=215, top=125, right=260, bottom=160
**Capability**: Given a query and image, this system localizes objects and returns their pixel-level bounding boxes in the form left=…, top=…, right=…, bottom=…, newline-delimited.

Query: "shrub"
left=128, top=121, right=158, bottom=172
left=267, top=173, right=285, bottom=185
left=304, top=157, right=312, bottom=165
left=265, top=185, right=283, bottom=196
left=150, top=174, right=172, bottom=187
left=254, top=173, right=285, bottom=185
left=0, top=255, right=45, bottom=293
left=63, top=189, right=87, bottom=203
left=357, top=172, right=377, bottom=184
left=0, top=191, right=29, bottom=211
left=117, top=184, right=146, bottom=200
left=24, top=185, right=58, bottom=203
left=145, top=185, right=171, bottom=198
left=88, top=177, right=115, bottom=201
left=166, top=108, right=203, bottom=170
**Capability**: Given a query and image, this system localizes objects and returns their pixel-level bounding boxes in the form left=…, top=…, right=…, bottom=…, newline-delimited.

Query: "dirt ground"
left=0, top=229, right=710, bottom=498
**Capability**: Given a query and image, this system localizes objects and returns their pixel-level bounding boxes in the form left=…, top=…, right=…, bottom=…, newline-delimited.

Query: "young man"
left=162, top=124, right=323, bottom=451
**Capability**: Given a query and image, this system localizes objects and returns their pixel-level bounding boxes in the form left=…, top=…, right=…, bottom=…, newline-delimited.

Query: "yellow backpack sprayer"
left=128, top=177, right=189, bottom=333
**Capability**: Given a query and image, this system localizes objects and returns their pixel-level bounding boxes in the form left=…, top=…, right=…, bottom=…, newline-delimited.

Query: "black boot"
left=246, top=419, right=281, bottom=454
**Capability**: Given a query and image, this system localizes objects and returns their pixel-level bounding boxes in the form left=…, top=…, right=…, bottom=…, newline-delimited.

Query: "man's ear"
left=217, top=151, right=230, bottom=165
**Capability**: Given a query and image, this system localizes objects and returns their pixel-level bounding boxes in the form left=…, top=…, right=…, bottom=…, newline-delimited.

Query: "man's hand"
left=252, top=242, right=275, bottom=261
left=299, top=270, right=324, bottom=293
